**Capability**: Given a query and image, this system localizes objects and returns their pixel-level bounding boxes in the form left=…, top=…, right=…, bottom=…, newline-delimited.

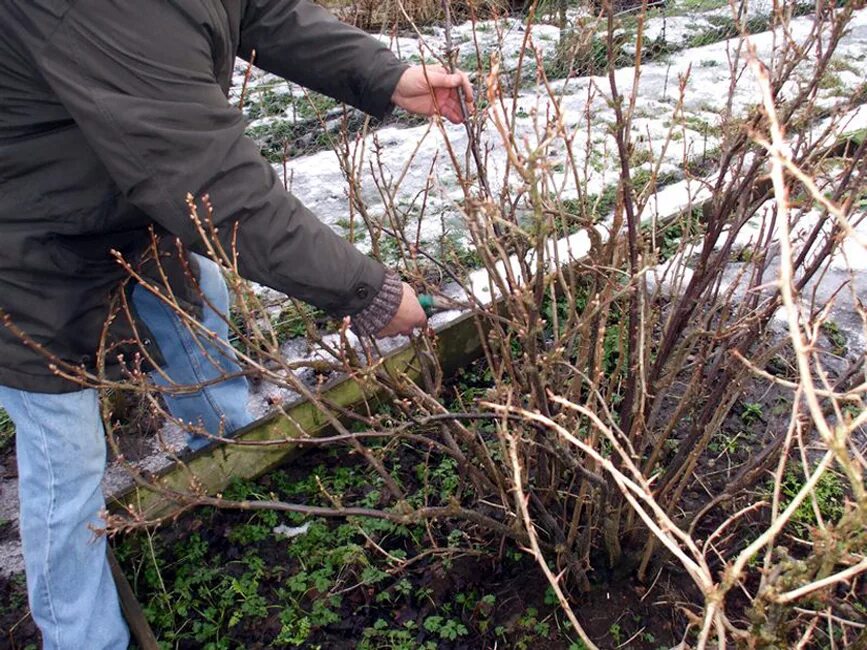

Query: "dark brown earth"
left=0, top=434, right=691, bottom=650
left=0, top=327, right=860, bottom=649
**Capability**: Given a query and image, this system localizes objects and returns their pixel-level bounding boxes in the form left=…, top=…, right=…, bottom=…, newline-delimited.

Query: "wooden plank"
left=107, top=546, right=160, bottom=649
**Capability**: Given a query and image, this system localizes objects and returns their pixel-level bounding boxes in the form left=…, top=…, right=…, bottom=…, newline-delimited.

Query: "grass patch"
left=821, top=320, right=848, bottom=357
left=246, top=119, right=341, bottom=163
left=780, top=468, right=847, bottom=534
left=245, top=88, right=295, bottom=121
left=243, top=88, right=343, bottom=162
left=272, top=303, right=329, bottom=344
left=545, top=33, right=633, bottom=80
left=679, top=114, right=721, bottom=137
left=649, top=204, right=704, bottom=262
left=818, top=70, right=846, bottom=94
left=0, top=407, right=14, bottom=450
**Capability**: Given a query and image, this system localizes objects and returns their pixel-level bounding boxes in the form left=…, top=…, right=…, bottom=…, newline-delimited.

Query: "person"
left=0, top=1, right=473, bottom=647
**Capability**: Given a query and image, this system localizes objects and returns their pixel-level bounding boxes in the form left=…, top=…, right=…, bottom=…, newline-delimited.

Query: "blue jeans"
left=0, top=254, right=253, bottom=649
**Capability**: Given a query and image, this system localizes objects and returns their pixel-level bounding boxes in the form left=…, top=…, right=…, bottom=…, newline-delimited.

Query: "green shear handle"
left=418, top=294, right=454, bottom=316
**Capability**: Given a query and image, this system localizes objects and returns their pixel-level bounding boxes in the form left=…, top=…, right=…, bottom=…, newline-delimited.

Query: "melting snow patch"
left=274, top=522, right=311, bottom=538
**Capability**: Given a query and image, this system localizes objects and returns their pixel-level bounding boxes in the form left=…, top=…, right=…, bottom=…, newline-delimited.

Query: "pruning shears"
left=418, top=293, right=455, bottom=317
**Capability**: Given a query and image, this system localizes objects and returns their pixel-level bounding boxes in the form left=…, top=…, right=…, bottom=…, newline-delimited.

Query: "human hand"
left=376, top=282, right=428, bottom=337
left=391, top=65, right=474, bottom=124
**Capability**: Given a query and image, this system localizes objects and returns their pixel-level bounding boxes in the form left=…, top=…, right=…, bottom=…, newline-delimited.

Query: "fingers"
left=432, top=70, right=468, bottom=90
left=441, top=94, right=471, bottom=124
left=460, top=71, right=474, bottom=105
left=394, top=64, right=475, bottom=124
left=428, top=67, right=474, bottom=106
left=442, top=101, right=464, bottom=124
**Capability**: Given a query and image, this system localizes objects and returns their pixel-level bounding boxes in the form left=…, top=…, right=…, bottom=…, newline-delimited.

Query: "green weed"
left=821, top=321, right=848, bottom=356
left=423, top=614, right=469, bottom=640
left=245, top=87, right=295, bottom=121
left=294, top=92, right=338, bottom=121
left=709, top=430, right=745, bottom=456
left=646, top=202, right=703, bottom=262
left=246, top=119, right=303, bottom=163
left=359, top=619, right=437, bottom=650
left=0, top=573, right=28, bottom=619
left=271, top=303, right=326, bottom=343
left=545, top=34, right=631, bottom=80
left=609, top=621, right=623, bottom=644
left=440, top=231, right=484, bottom=271
left=0, top=407, right=13, bottom=449
left=780, top=468, right=847, bottom=533
left=508, top=606, right=555, bottom=649
left=680, top=114, right=721, bottom=137
left=818, top=71, right=846, bottom=95
left=740, top=402, right=764, bottom=425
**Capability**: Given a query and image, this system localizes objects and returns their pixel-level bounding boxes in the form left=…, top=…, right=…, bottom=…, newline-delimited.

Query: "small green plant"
left=246, top=119, right=303, bottom=162
left=740, top=402, right=764, bottom=425
left=709, top=431, right=745, bottom=456
left=0, top=406, right=13, bottom=449
left=295, top=92, right=338, bottom=120
left=818, top=71, right=846, bottom=95
left=516, top=606, right=551, bottom=639
left=360, top=619, right=437, bottom=650
left=649, top=203, right=703, bottom=261
left=609, top=621, right=623, bottom=645
left=629, top=147, right=653, bottom=167
left=821, top=321, right=847, bottom=356
left=680, top=114, right=721, bottom=137
left=423, top=615, right=469, bottom=641
left=272, top=303, right=326, bottom=343
left=274, top=611, right=314, bottom=647
left=439, top=230, right=483, bottom=271
left=546, top=33, right=631, bottom=80
left=780, top=468, right=847, bottom=532
left=460, top=52, right=481, bottom=72
left=0, top=573, right=28, bottom=618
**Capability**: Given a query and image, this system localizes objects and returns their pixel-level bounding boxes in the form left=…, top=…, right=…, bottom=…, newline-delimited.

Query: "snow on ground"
left=241, top=6, right=867, bottom=257
left=640, top=14, right=713, bottom=46
left=226, top=2, right=867, bottom=280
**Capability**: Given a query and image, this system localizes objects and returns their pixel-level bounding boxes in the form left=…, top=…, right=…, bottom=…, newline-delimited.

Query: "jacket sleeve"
left=32, top=0, right=386, bottom=317
left=239, top=0, right=409, bottom=120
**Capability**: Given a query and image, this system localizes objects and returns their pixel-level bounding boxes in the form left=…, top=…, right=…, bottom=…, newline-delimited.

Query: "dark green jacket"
left=0, top=0, right=407, bottom=392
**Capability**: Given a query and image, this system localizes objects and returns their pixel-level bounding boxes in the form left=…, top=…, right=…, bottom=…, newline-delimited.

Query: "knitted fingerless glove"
left=350, top=269, right=403, bottom=336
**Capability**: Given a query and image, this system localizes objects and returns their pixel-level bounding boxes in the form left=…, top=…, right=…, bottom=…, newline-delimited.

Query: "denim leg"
left=0, top=387, right=129, bottom=650
left=132, top=253, right=254, bottom=451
